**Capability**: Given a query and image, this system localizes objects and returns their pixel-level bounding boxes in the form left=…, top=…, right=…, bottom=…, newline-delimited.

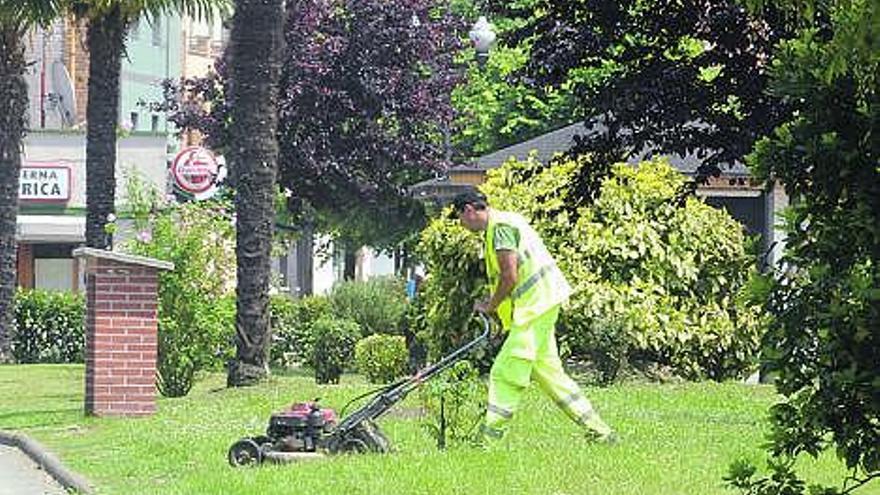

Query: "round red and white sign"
left=170, top=147, right=225, bottom=199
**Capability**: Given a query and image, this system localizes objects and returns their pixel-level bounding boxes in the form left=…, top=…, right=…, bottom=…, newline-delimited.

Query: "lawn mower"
left=228, top=312, right=491, bottom=466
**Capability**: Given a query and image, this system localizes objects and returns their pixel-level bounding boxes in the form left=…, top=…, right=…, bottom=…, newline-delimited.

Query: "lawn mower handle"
left=332, top=311, right=492, bottom=434
left=405, top=311, right=492, bottom=385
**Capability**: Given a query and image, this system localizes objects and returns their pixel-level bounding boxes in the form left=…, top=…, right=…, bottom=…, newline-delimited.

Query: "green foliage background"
left=727, top=1, right=880, bottom=492
left=328, top=276, right=409, bottom=336
left=123, top=174, right=237, bottom=398
left=417, top=156, right=764, bottom=382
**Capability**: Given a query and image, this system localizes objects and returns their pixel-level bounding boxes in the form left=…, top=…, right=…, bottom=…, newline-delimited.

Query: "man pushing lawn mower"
left=452, top=189, right=617, bottom=446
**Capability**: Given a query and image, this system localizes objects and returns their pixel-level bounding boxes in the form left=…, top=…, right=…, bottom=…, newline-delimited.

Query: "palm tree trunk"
left=226, top=0, right=285, bottom=386
left=85, top=7, right=125, bottom=249
left=0, top=25, right=27, bottom=363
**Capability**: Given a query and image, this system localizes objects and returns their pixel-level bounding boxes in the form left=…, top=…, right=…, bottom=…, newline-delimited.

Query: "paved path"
left=0, top=444, right=67, bottom=495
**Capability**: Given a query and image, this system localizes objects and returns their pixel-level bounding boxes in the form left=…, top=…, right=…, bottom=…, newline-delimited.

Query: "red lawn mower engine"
left=268, top=402, right=337, bottom=452
left=227, top=401, right=338, bottom=466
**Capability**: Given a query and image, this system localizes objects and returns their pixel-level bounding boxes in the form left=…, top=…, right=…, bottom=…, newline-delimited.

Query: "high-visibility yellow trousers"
left=480, top=306, right=612, bottom=442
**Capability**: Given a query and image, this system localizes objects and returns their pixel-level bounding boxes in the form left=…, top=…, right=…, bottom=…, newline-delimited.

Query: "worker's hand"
left=473, top=300, right=491, bottom=314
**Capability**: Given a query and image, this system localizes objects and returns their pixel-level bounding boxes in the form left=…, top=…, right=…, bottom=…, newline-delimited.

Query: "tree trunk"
left=226, top=0, right=285, bottom=386
left=0, top=25, right=27, bottom=363
left=85, top=8, right=125, bottom=249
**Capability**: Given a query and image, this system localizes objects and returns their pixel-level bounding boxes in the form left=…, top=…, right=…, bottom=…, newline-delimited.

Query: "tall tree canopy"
left=488, top=0, right=796, bottom=200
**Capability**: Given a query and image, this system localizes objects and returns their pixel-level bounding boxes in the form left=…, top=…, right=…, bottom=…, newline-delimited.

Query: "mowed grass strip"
left=1, top=365, right=873, bottom=495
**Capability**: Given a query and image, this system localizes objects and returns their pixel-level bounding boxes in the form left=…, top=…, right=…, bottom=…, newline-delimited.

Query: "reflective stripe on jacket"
left=484, top=210, right=572, bottom=329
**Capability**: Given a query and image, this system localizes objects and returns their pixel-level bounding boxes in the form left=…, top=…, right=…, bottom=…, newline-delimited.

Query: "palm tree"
left=72, top=0, right=225, bottom=249
left=225, top=0, right=284, bottom=386
left=0, top=1, right=68, bottom=362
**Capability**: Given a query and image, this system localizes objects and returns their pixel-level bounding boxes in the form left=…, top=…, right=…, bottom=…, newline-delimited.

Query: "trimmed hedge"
left=310, top=315, right=361, bottom=384
left=354, top=333, right=408, bottom=383
left=11, top=290, right=85, bottom=364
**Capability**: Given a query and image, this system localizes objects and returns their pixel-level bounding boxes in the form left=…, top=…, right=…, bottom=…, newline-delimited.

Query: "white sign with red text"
left=170, top=146, right=226, bottom=200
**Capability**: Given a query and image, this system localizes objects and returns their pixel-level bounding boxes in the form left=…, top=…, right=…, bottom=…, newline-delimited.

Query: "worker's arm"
left=482, top=249, right=518, bottom=314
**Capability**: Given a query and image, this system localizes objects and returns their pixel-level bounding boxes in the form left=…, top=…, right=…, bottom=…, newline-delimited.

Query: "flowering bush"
left=122, top=173, right=237, bottom=397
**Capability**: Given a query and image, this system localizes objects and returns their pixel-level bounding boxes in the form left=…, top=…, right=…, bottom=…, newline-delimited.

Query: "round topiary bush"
left=354, top=333, right=408, bottom=384
left=310, top=316, right=361, bottom=384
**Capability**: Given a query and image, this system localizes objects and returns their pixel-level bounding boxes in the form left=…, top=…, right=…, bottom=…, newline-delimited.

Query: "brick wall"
left=84, top=257, right=159, bottom=416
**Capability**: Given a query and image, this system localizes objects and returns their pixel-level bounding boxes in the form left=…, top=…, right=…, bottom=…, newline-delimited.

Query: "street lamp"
left=468, top=16, right=496, bottom=67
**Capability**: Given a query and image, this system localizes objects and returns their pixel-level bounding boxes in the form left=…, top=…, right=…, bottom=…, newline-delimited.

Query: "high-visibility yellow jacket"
left=484, top=210, right=572, bottom=331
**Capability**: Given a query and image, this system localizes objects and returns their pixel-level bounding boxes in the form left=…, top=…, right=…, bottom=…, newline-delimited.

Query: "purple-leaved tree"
left=158, top=0, right=465, bottom=252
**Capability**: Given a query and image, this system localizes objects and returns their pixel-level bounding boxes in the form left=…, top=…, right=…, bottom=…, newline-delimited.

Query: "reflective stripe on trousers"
left=481, top=306, right=612, bottom=441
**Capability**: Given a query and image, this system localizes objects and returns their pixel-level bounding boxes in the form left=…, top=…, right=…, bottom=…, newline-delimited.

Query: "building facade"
left=17, top=16, right=182, bottom=292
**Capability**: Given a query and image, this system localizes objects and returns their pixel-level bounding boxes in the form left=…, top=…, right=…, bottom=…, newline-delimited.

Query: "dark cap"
left=451, top=189, right=488, bottom=215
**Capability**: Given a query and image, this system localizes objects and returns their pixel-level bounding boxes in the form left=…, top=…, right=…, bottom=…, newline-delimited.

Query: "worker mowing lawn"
left=452, top=189, right=616, bottom=446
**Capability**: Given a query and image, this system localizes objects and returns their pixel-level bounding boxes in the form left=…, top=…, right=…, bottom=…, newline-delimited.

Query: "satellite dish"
left=50, top=61, right=77, bottom=127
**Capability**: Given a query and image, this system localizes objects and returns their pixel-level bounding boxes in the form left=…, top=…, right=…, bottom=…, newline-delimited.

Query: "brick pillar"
left=73, top=248, right=174, bottom=417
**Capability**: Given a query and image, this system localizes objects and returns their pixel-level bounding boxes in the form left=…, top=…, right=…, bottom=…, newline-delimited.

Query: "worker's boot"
left=585, top=429, right=619, bottom=444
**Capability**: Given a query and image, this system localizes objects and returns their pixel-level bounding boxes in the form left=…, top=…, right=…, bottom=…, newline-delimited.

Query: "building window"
left=151, top=115, right=159, bottom=133
left=130, top=112, right=139, bottom=131
left=152, top=17, right=162, bottom=46
left=32, top=244, right=77, bottom=292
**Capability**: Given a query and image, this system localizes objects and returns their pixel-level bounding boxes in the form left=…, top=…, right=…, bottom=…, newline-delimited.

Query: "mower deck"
left=262, top=451, right=327, bottom=464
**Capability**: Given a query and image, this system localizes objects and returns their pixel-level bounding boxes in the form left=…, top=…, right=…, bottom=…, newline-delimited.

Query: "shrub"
left=413, top=219, right=485, bottom=361
left=123, top=173, right=237, bottom=397
left=270, top=295, right=331, bottom=368
left=417, top=360, right=486, bottom=448
left=418, top=156, right=765, bottom=382
left=310, top=316, right=361, bottom=384
left=11, top=290, right=84, bottom=364
left=354, top=333, right=408, bottom=383
left=554, top=161, right=765, bottom=381
left=328, top=276, right=408, bottom=336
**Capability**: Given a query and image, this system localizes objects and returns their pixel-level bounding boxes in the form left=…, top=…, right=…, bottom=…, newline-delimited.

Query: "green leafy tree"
left=451, top=33, right=579, bottom=157
left=0, top=0, right=68, bottom=363
left=727, top=1, right=879, bottom=493
left=487, top=0, right=797, bottom=201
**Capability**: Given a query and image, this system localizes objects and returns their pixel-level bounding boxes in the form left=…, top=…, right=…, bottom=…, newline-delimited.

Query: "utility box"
left=73, top=248, right=173, bottom=416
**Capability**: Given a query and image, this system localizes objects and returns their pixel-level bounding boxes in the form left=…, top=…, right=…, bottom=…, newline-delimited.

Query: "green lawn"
left=0, top=365, right=873, bottom=495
